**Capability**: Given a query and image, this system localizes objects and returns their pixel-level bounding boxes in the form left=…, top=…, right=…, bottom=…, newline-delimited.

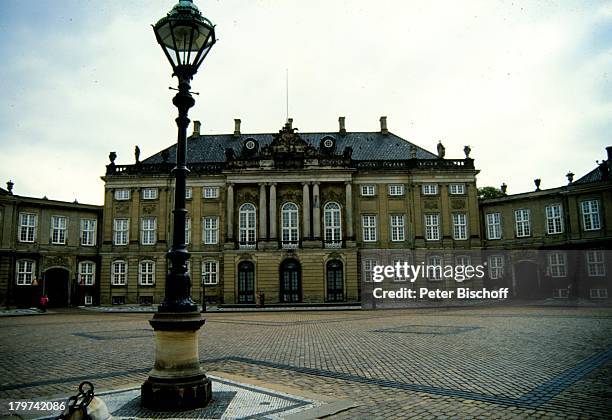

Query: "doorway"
left=280, top=259, right=301, bottom=303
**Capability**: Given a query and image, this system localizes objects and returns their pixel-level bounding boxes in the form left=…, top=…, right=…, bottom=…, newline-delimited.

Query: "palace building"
left=99, top=117, right=481, bottom=306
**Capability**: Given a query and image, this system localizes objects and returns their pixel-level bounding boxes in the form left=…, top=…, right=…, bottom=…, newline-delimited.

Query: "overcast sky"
left=0, top=0, right=610, bottom=205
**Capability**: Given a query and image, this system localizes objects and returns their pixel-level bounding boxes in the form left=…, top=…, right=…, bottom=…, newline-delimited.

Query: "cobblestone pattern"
left=0, top=307, right=611, bottom=418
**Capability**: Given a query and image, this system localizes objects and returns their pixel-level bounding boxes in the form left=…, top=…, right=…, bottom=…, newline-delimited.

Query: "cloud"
left=0, top=0, right=610, bottom=203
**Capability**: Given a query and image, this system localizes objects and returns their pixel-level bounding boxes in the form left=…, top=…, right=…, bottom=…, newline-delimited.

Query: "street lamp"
left=141, top=0, right=216, bottom=411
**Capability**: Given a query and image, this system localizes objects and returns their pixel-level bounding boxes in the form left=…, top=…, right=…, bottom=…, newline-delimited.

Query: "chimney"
left=534, top=178, right=541, bottom=191
left=234, top=119, right=241, bottom=136
left=500, top=183, right=507, bottom=194
left=607, top=146, right=612, bottom=161
left=6, top=180, right=14, bottom=194
left=380, top=116, right=388, bottom=134
left=566, top=172, right=574, bottom=184
left=339, top=116, right=346, bottom=135
left=193, top=120, right=201, bottom=136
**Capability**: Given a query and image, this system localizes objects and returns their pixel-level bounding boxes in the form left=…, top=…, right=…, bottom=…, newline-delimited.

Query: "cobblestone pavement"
left=1, top=306, right=611, bottom=418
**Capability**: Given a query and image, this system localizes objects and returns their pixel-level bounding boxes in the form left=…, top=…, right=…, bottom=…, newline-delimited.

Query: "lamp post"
left=141, top=0, right=216, bottom=411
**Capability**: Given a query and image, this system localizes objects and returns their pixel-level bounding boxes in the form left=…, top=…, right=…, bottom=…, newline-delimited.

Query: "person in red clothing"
left=39, top=295, right=49, bottom=312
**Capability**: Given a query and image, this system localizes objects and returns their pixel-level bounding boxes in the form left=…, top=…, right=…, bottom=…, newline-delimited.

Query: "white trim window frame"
left=19, top=212, right=37, bottom=243
left=202, top=260, right=219, bottom=285
left=185, top=186, right=193, bottom=200
left=142, top=188, right=158, bottom=200
left=553, top=288, right=569, bottom=299
left=360, top=185, right=376, bottom=196
left=139, top=260, right=155, bottom=285
left=486, top=212, right=502, bottom=240
left=427, top=255, right=443, bottom=281
left=203, top=216, right=219, bottom=244
left=203, top=187, right=219, bottom=199
left=590, top=288, right=608, bottom=299
left=391, top=258, right=407, bottom=282
left=113, top=218, right=129, bottom=246
left=324, top=202, right=342, bottom=245
left=422, top=184, right=438, bottom=195
left=281, top=203, right=299, bottom=246
left=80, top=218, right=97, bottom=246
left=581, top=200, right=601, bottom=231
left=239, top=203, right=257, bottom=247
left=363, top=259, right=378, bottom=282
left=449, top=184, right=465, bottom=195
left=390, top=214, right=405, bottom=242
left=16, top=260, right=35, bottom=285
left=548, top=252, right=567, bottom=278
left=424, top=213, right=440, bottom=241
left=586, top=250, right=605, bottom=277
left=489, top=255, right=504, bottom=279
left=111, top=260, right=127, bottom=286
left=515, top=209, right=531, bottom=238
left=84, top=295, right=93, bottom=305
left=185, top=217, right=191, bottom=245
left=141, top=217, right=157, bottom=245
left=362, top=215, right=377, bottom=242
left=114, top=189, right=130, bottom=201
left=545, top=204, right=564, bottom=234
left=452, top=213, right=468, bottom=240
left=388, top=184, right=404, bottom=196
left=78, top=261, right=96, bottom=285
left=51, top=215, right=67, bottom=245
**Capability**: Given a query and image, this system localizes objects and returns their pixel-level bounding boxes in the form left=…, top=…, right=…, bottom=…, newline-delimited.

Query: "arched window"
left=281, top=202, right=299, bottom=248
left=139, top=260, right=155, bottom=286
left=239, top=203, right=257, bottom=248
left=324, top=202, right=342, bottom=247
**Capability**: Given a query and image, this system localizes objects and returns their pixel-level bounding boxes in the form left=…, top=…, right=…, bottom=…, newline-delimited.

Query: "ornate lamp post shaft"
left=141, top=0, right=216, bottom=411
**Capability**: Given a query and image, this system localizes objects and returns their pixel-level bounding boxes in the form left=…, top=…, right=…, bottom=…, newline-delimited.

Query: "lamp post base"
left=141, top=311, right=212, bottom=411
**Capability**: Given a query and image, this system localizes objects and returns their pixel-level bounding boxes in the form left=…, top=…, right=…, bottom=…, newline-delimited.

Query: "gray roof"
left=573, top=160, right=611, bottom=184
left=142, top=131, right=438, bottom=164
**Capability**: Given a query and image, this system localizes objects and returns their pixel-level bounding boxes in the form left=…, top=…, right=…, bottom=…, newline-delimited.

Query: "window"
left=425, top=214, right=440, bottom=241
left=111, top=260, right=127, bottom=286
left=324, top=202, right=342, bottom=247
left=203, top=187, right=219, bottom=199
left=548, top=252, right=567, bottom=277
left=84, top=295, right=93, bottom=305
left=142, top=188, right=158, bottom=200
left=363, top=259, right=378, bottom=282
left=78, top=261, right=95, bottom=285
left=360, top=185, right=376, bottom=196
left=139, top=296, right=153, bottom=305
left=427, top=255, right=442, bottom=280
left=185, top=217, right=191, bottom=245
left=590, top=288, right=608, bottom=299
left=203, top=216, right=219, bottom=244
left=450, top=184, right=465, bottom=195
left=586, top=250, right=605, bottom=277
left=114, top=189, right=130, bottom=200
left=486, top=213, right=502, bottom=240
left=388, top=184, right=405, bottom=196
left=452, top=213, right=468, bottom=240
left=51, top=215, right=67, bottom=245
left=202, top=260, right=219, bottom=285
left=390, top=215, right=405, bottom=242
left=80, top=219, right=97, bottom=246
left=515, top=209, right=531, bottom=237
left=282, top=203, right=299, bottom=247
left=113, top=218, right=129, bottom=245
left=141, top=217, right=157, bottom=245
left=16, top=260, right=35, bottom=285
left=19, top=213, right=37, bottom=242
left=581, top=200, right=601, bottom=231
left=185, top=187, right=193, bottom=200
left=545, top=204, right=563, bottom=234
left=139, top=260, right=155, bottom=285
left=422, top=184, right=438, bottom=195
left=239, top=203, right=257, bottom=247
left=391, top=258, right=407, bottom=282
left=456, top=255, right=472, bottom=267
left=553, top=288, right=569, bottom=299
left=112, top=296, right=125, bottom=305
left=362, top=215, right=377, bottom=242
left=489, top=256, right=504, bottom=279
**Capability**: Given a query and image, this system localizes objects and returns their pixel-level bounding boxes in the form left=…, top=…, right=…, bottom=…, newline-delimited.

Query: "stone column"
left=269, top=183, right=277, bottom=239
left=302, top=182, right=311, bottom=238
left=345, top=182, right=353, bottom=239
left=226, top=183, right=234, bottom=241
left=259, top=183, right=267, bottom=240
left=312, top=182, right=321, bottom=239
